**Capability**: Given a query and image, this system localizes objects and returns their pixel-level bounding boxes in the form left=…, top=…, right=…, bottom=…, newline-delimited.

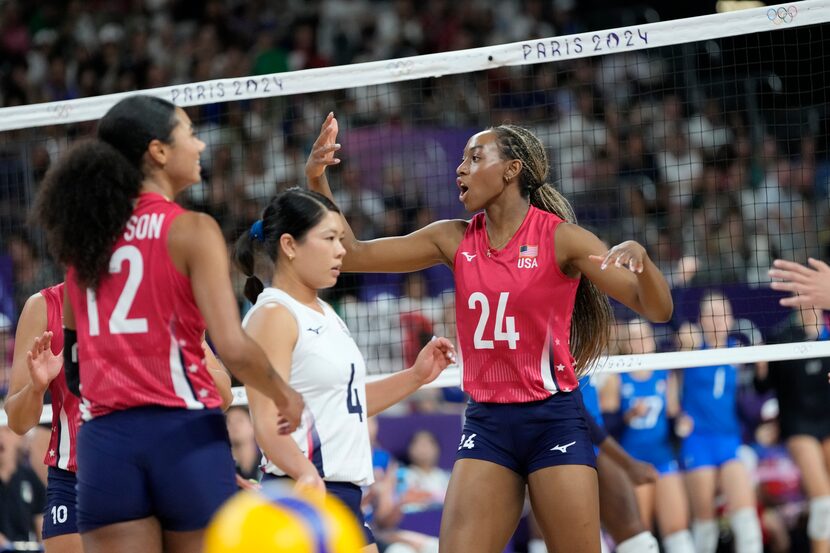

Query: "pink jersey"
left=454, top=206, right=580, bottom=403
left=66, top=193, right=221, bottom=418
left=41, top=283, right=81, bottom=472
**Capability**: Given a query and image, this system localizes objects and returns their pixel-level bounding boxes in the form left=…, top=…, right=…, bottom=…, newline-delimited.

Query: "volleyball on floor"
left=204, top=481, right=366, bottom=553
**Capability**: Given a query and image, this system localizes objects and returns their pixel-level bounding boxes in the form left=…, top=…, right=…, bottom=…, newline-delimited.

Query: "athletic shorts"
left=780, top=415, right=830, bottom=442
left=42, top=467, right=78, bottom=539
left=262, top=474, right=376, bottom=545
left=457, top=391, right=596, bottom=477
left=622, top=443, right=680, bottom=476
left=681, top=432, right=741, bottom=471
left=76, top=406, right=237, bottom=533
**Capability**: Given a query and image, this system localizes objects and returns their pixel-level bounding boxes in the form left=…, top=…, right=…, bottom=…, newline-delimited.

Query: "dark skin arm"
left=168, top=211, right=304, bottom=431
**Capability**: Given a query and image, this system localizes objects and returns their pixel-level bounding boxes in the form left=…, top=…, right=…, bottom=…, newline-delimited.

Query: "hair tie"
left=249, top=220, right=264, bottom=242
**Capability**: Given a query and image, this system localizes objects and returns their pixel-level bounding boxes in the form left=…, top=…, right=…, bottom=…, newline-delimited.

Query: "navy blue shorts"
left=76, top=406, right=237, bottom=533
left=457, top=392, right=596, bottom=477
left=262, top=474, right=376, bottom=545
left=42, top=467, right=78, bottom=539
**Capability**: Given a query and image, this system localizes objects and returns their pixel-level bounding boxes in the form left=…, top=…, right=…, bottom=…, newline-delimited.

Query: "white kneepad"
left=808, top=496, right=830, bottom=541
left=730, top=507, right=762, bottom=553
left=691, top=519, right=719, bottom=553
left=616, top=531, right=659, bottom=553
left=662, top=529, right=695, bottom=553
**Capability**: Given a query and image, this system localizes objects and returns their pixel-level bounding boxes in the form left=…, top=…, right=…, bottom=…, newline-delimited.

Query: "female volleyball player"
left=5, top=283, right=82, bottom=553
left=306, top=113, right=673, bottom=553
left=679, top=292, right=762, bottom=553
left=32, top=95, right=304, bottom=553
left=599, top=318, right=695, bottom=553
left=757, top=305, right=830, bottom=553
left=233, top=188, right=456, bottom=552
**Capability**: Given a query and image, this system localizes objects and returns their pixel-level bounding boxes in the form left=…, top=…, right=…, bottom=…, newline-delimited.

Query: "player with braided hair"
left=306, top=113, right=673, bottom=553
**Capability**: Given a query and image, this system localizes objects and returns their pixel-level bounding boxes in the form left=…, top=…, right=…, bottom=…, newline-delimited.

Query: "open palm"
left=27, top=331, right=63, bottom=392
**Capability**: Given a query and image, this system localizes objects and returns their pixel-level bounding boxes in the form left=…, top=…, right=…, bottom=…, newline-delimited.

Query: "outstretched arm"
left=768, top=258, right=830, bottom=309
left=558, top=223, right=673, bottom=323
left=305, top=112, right=465, bottom=273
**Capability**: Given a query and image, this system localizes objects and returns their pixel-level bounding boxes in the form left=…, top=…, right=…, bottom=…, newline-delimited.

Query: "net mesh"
left=1, top=2, right=830, bottom=391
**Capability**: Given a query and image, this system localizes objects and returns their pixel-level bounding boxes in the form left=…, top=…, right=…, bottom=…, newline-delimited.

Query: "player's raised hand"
left=411, top=336, right=457, bottom=385
left=589, top=240, right=647, bottom=273
left=305, top=112, right=341, bottom=181
left=26, top=331, right=63, bottom=393
left=769, top=258, right=830, bottom=309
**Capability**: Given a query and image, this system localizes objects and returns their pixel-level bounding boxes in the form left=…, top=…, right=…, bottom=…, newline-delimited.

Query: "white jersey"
left=242, top=287, right=373, bottom=486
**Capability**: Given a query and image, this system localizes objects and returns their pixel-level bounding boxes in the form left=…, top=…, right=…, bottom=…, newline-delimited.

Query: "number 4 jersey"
left=66, top=193, right=222, bottom=418
left=454, top=206, right=580, bottom=403
left=242, top=287, right=373, bottom=487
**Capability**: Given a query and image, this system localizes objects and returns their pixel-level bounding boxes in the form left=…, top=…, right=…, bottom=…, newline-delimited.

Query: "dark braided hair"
left=491, top=124, right=612, bottom=375
left=33, top=95, right=178, bottom=289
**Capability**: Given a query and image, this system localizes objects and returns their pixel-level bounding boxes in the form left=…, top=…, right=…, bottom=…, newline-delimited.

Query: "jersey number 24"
left=468, top=292, right=520, bottom=349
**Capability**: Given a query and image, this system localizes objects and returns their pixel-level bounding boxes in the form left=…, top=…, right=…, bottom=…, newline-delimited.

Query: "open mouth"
left=458, top=184, right=469, bottom=201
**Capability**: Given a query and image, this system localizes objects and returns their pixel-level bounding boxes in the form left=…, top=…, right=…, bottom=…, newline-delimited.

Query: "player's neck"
left=484, top=201, right=530, bottom=250
left=141, top=175, right=176, bottom=201
left=272, top=274, right=322, bottom=314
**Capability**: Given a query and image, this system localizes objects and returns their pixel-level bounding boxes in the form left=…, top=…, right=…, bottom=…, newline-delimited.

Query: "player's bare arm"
left=556, top=223, right=673, bottom=323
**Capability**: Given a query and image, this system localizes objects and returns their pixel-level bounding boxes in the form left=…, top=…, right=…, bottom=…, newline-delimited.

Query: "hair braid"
left=491, top=125, right=612, bottom=375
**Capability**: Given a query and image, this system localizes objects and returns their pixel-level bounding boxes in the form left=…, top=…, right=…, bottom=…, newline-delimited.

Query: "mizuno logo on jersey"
left=307, top=326, right=323, bottom=335
left=550, top=441, right=576, bottom=454
left=461, top=252, right=476, bottom=262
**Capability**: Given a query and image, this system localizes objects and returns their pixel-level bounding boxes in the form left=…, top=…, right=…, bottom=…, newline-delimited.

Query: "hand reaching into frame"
left=768, top=258, right=830, bottom=310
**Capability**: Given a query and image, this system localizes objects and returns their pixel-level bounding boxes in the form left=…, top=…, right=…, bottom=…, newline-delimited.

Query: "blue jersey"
left=579, top=376, right=604, bottom=427
left=619, top=371, right=671, bottom=452
left=681, top=343, right=739, bottom=436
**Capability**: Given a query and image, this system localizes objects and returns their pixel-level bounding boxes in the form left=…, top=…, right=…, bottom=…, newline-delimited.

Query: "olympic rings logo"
left=767, top=5, right=797, bottom=24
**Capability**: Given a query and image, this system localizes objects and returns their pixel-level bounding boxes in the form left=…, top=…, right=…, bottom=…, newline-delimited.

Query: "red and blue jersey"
left=66, top=193, right=222, bottom=418
left=40, top=283, right=81, bottom=472
left=454, top=206, right=580, bottom=403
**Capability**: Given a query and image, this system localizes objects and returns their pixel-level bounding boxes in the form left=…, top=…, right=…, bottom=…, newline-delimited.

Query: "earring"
left=288, top=254, right=295, bottom=261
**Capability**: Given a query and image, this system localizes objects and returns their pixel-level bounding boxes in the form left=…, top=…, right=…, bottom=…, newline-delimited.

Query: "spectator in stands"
left=0, top=423, right=46, bottom=548
left=398, top=431, right=450, bottom=511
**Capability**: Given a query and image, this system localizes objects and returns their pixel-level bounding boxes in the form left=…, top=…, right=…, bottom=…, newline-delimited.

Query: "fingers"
left=769, top=280, right=805, bottom=293
left=590, top=250, right=644, bottom=273
left=807, top=257, right=830, bottom=271
left=768, top=268, right=810, bottom=285
left=429, top=336, right=457, bottom=364
left=779, top=295, right=811, bottom=308
left=772, top=258, right=814, bottom=275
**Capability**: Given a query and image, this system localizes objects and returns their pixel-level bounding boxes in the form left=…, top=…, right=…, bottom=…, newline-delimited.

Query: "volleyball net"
left=1, top=2, right=830, bottom=417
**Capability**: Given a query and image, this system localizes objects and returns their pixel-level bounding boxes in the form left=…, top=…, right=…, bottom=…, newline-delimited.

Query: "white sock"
left=663, top=529, right=696, bottom=553
left=528, top=539, right=548, bottom=553
left=730, top=507, right=762, bottom=553
left=615, top=531, right=659, bottom=553
left=691, top=519, right=719, bottom=553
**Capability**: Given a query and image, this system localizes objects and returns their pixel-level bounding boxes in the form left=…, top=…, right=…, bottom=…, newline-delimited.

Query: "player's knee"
left=662, top=529, right=695, bottom=553
left=691, top=519, right=719, bottom=553
left=615, top=531, right=659, bottom=553
left=729, top=507, right=762, bottom=553
left=807, top=495, right=830, bottom=541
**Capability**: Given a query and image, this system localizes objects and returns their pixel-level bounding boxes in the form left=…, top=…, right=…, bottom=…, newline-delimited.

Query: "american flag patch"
left=519, top=244, right=538, bottom=258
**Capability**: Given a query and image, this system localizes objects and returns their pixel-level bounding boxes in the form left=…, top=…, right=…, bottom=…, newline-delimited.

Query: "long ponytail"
left=492, top=124, right=612, bottom=375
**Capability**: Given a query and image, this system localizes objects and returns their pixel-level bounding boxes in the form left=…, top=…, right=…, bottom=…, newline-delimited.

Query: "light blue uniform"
left=681, top=343, right=741, bottom=470
left=619, top=371, right=679, bottom=475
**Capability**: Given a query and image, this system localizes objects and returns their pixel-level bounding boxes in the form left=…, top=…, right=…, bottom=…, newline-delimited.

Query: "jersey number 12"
left=86, top=245, right=148, bottom=336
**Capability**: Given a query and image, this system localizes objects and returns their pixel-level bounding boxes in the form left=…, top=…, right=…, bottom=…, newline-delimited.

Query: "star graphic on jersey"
left=554, top=338, right=561, bottom=346
left=188, top=363, right=199, bottom=373
left=556, top=364, right=565, bottom=371
left=198, top=388, right=209, bottom=398
left=49, top=449, right=55, bottom=458
left=178, top=339, right=187, bottom=347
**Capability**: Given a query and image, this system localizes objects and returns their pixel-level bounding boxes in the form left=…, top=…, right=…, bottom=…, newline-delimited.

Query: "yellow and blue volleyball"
left=204, top=481, right=366, bottom=553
